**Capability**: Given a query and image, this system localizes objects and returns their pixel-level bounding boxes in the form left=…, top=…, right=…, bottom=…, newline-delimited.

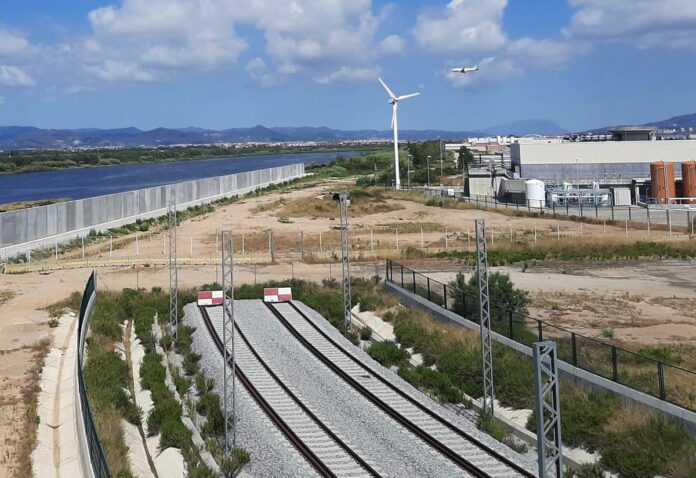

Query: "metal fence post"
left=611, top=346, right=618, bottom=382
left=400, top=265, right=404, bottom=287
left=443, top=284, right=448, bottom=309
left=427, top=277, right=431, bottom=301
left=658, top=362, right=666, bottom=400
left=508, top=309, right=514, bottom=339
left=611, top=203, right=615, bottom=221
left=571, top=333, right=577, bottom=367
left=538, top=321, right=543, bottom=341
left=412, top=270, right=416, bottom=293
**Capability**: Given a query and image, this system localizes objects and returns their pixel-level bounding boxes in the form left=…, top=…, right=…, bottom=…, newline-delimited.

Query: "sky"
left=0, top=0, right=695, bottom=132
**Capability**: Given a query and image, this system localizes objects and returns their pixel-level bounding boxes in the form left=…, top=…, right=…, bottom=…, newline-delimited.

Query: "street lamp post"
left=427, top=155, right=431, bottom=188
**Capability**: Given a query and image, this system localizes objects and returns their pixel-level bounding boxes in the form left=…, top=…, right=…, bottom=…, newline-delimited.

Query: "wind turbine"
left=378, top=77, right=419, bottom=190
left=451, top=64, right=479, bottom=74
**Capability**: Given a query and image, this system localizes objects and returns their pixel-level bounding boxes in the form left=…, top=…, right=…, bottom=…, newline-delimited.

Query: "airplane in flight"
left=451, top=65, right=479, bottom=74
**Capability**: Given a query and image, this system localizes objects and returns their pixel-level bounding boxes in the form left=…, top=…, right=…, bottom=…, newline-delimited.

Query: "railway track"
left=198, top=305, right=381, bottom=478
left=265, top=301, right=537, bottom=478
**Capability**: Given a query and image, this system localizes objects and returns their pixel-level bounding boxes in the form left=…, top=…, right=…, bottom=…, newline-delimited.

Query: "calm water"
left=0, top=150, right=359, bottom=204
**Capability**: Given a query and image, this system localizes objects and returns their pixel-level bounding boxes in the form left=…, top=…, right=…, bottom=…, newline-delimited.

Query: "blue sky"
left=0, top=0, right=694, bottom=132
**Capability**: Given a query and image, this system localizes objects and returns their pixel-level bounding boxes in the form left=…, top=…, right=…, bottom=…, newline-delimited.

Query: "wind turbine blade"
left=378, top=77, right=397, bottom=99
left=396, top=92, right=420, bottom=101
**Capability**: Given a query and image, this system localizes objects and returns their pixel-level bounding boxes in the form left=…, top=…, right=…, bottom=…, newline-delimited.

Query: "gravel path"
left=183, top=303, right=319, bottom=478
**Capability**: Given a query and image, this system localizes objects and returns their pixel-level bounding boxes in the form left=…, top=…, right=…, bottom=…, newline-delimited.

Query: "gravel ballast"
left=183, top=303, right=319, bottom=478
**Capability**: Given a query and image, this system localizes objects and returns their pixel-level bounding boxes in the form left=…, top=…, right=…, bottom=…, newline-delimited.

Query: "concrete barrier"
left=0, top=163, right=305, bottom=259
left=386, top=281, right=696, bottom=434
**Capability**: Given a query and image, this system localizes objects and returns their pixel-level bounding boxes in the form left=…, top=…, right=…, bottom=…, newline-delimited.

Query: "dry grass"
left=15, top=338, right=51, bottom=478
left=603, top=403, right=650, bottom=434
left=0, top=290, right=16, bottom=306
left=45, top=291, right=82, bottom=318
left=93, top=405, right=131, bottom=476
left=0, top=198, right=68, bottom=213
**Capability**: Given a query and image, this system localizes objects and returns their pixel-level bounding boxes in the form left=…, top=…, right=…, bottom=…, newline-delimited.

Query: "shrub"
left=566, top=463, right=605, bottom=478
left=398, top=365, right=464, bottom=404
left=159, top=416, right=191, bottom=449
left=601, top=417, right=692, bottom=477
left=47, top=318, right=59, bottom=328
left=360, top=326, right=373, bottom=341
left=637, top=346, right=682, bottom=365
left=477, top=412, right=511, bottom=443
left=367, top=341, right=410, bottom=367
left=527, top=391, right=619, bottom=451
left=147, top=398, right=182, bottom=436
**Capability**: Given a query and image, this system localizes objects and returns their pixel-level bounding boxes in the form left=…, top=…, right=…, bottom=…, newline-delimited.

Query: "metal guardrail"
left=386, top=259, right=696, bottom=413
left=77, top=271, right=111, bottom=477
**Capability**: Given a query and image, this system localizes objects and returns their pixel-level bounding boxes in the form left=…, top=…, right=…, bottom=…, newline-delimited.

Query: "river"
left=0, top=150, right=360, bottom=204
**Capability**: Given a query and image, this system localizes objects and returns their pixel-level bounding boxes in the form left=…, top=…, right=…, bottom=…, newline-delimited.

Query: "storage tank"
left=650, top=161, right=676, bottom=204
left=681, top=161, right=696, bottom=204
left=525, top=179, right=546, bottom=208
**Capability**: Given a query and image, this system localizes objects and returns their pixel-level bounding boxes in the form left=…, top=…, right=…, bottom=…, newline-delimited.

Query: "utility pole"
left=533, top=341, right=563, bottom=478
left=221, top=231, right=237, bottom=453
left=475, top=219, right=494, bottom=416
left=439, top=137, right=443, bottom=180
left=427, top=155, right=431, bottom=188
left=339, top=192, right=352, bottom=330
left=167, top=201, right=178, bottom=339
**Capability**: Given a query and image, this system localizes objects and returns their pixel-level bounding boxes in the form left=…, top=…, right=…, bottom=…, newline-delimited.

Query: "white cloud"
left=245, top=57, right=281, bottom=87
left=313, top=66, right=381, bottom=84
left=507, top=37, right=576, bottom=69
left=84, top=60, right=155, bottom=82
left=0, top=65, right=35, bottom=86
left=81, top=0, right=393, bottom=85
left=446, top=56, right=522, bottom=88
left=414, top=0, right=508, bottom=53
left=379, top=34, right=406, bottom=55
left=565, top=0, right=696, bottom=48
left=0, top=28, right=37, bottom=58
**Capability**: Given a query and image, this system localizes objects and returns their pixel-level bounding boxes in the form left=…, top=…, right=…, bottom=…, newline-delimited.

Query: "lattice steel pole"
left=168, top=201, right=178, bottom=339
left=221, top=231, right=237, bottom=453
left=339, top=192, right=352, bottom=330
left=475, top=219, right=494, bottom=416
left=533, top=341, right=563, bottom=478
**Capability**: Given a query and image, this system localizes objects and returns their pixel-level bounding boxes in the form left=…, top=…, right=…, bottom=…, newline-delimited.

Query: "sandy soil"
left=428, top=260, right=696, bottom=364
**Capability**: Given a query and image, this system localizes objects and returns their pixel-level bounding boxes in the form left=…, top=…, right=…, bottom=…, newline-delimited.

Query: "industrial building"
left=504, top=129, right=696, bottom=205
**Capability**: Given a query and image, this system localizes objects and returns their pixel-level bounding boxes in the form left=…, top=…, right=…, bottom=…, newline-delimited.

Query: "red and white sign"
left=264, top=287, right=292, bottom=303
left=197, top=290, right=224, bottom=306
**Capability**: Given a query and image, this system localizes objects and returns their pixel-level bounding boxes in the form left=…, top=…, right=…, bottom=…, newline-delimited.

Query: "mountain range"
left=1, top=112, right=694, bottom=149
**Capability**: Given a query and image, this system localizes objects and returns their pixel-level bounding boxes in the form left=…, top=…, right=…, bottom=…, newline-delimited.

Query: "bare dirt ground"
left=1, top=178, right=695, bottom=473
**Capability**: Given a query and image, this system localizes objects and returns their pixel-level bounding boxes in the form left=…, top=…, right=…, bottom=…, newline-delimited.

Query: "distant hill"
left=644, top=113, right=696, bottom=130
left=6, top=113, right=695, bottom=149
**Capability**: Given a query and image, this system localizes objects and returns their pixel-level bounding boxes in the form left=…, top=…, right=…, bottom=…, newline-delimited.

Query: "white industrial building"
left=511, top=138, right=696, bottom=182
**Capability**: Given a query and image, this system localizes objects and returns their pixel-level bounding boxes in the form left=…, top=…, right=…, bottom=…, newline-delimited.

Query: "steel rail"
left=199, top=306, right=380, bottom=478
left=267, top=301, right=536, bottom=478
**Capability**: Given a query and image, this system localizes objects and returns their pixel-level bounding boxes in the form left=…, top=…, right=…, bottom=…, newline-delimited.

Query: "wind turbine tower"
left=378, top=77, right=419, bottom=190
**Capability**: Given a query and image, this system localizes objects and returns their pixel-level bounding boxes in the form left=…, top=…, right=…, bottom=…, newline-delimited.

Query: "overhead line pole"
left=168, top=201, right=178, bottom=339
left=221, top=231, right=237, bottom=453
left=475, top=219, right=494, bottom=416
left=339, top=192, right=352, bottom=330
left=533, top=341, right=563, bottom=478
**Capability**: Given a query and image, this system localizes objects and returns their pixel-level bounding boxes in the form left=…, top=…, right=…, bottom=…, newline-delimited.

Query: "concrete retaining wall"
left=386, top=281, right=696, bottom=434
left=0, top=163, right=305, bottom=258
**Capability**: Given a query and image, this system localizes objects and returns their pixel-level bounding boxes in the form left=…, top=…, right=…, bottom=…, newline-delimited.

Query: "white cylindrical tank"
left=525, top=179, right=546, bottom=208
left=562, top=181, right=572, bottom=191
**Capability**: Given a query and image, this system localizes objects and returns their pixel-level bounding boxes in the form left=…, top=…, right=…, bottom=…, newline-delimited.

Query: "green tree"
left=458, top=146, right=475, bottom=170
left=448, top=271, right=529, bottom=323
